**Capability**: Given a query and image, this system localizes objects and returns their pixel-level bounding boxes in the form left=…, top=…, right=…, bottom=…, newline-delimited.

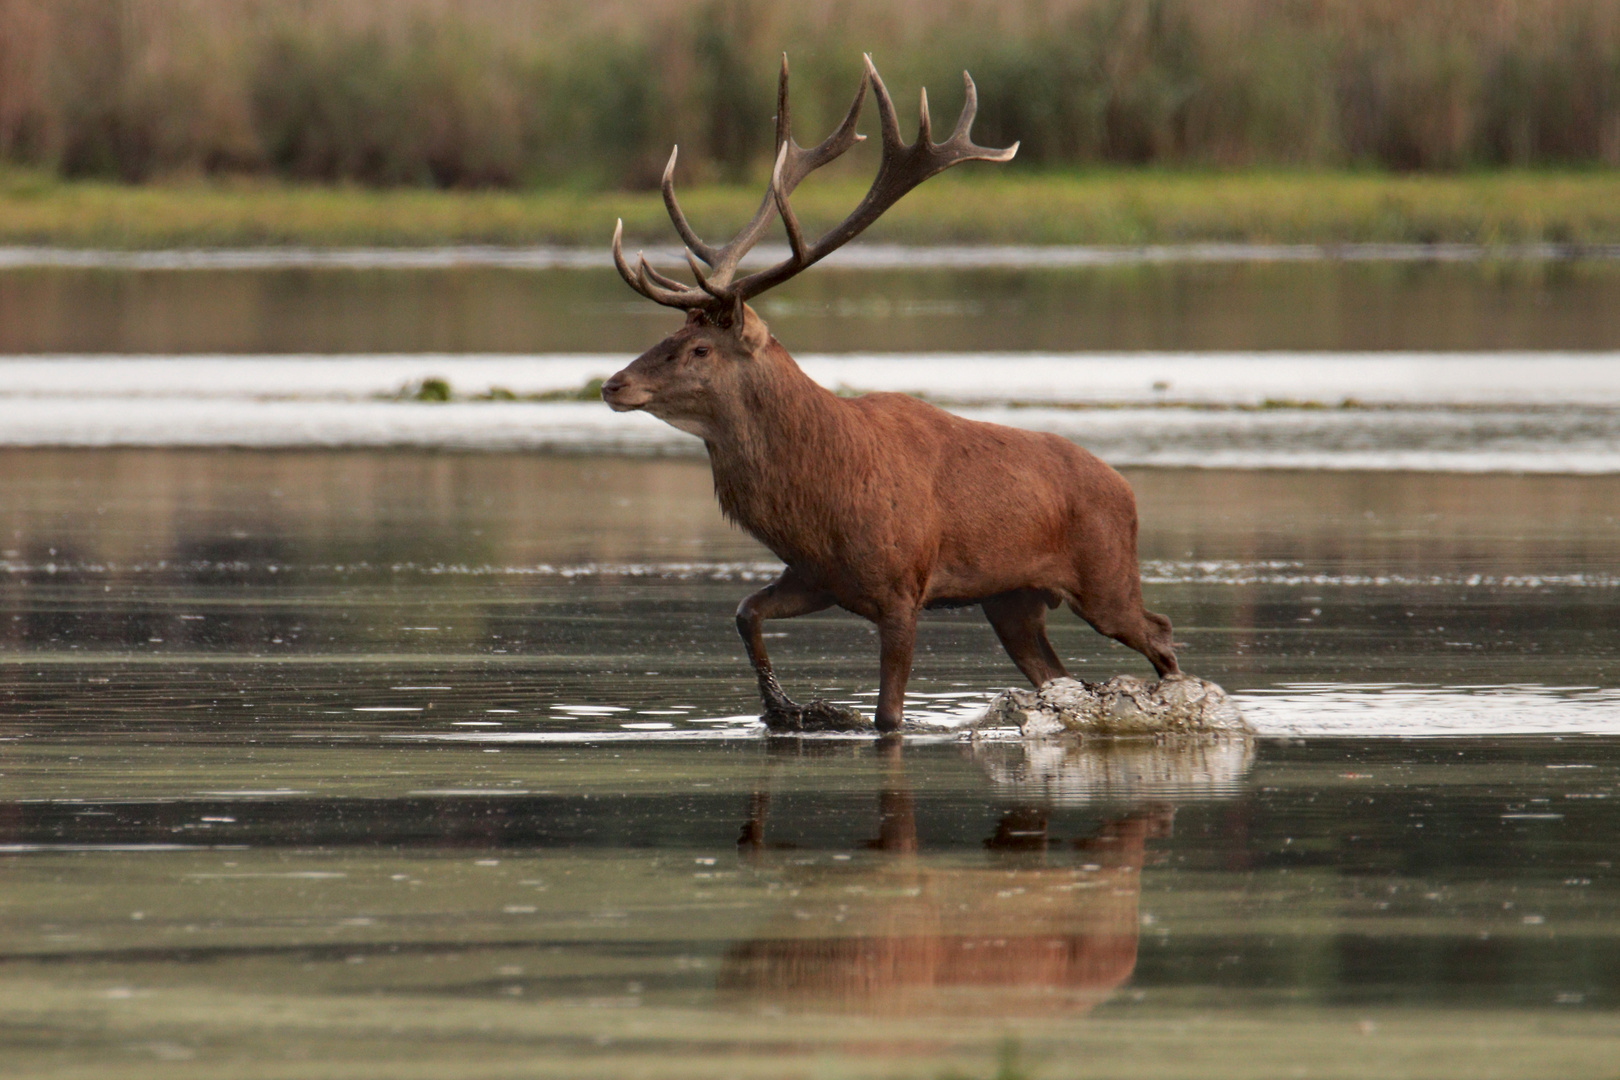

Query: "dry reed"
left=0, top=0, right=1618, bottom=187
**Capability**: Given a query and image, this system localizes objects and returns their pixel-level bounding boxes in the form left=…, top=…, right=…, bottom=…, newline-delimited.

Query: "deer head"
left=601, top=55, right=1018, bottom=430
left=600, top=306, right=774, bottom=439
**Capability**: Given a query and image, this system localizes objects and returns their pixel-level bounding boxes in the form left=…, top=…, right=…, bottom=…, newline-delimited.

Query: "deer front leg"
left=983, top=588, right=1069, bottom=687
left=874, top=609, right=919, bottom=734
left=736, top=570, right=866, bottom=732
left=736, top=568, right=832, bottom=712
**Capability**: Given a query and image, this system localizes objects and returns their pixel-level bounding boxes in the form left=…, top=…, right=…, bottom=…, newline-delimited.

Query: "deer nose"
left=601, top=373, right=629, bottom=400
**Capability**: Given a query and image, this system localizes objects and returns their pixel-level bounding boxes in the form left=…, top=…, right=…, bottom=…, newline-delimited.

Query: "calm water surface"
left=3, top=260, right=1620, bottom=353
left=2, top=450, right=1618, bottom=1077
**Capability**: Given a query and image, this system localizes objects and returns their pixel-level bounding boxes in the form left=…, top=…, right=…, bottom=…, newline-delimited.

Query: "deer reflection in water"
left=718, top=740, right=1182, bottom=1017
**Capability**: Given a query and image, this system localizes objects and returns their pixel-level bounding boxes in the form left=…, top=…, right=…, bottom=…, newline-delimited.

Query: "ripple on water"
left=1238, top=683, right=1620, bottom=737
left=381, top=684, right=1620, bottom=743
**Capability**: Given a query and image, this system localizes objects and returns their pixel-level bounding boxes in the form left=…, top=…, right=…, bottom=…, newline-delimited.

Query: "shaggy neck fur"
left=704, top=338, right=870, bottom=566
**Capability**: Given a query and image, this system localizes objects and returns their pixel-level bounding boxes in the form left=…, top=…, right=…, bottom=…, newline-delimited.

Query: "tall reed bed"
left=1, top=0, right=1618, bottom=187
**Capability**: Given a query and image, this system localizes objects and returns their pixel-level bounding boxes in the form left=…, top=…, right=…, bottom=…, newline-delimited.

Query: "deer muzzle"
left=600, top=371, right=650, bottom=411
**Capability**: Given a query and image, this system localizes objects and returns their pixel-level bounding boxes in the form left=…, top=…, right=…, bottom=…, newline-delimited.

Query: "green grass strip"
left=3, top=169, right=1620, bottom=249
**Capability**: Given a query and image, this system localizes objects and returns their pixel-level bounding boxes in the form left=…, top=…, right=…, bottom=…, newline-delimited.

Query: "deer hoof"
left=762, top=697, right=872, bottom=734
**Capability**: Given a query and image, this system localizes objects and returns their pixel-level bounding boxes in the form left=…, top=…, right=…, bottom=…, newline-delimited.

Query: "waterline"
left=5, top=241, right=1620, bottom=272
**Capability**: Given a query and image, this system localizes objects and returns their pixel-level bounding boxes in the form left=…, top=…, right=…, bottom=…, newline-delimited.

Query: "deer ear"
left=684, top=309, right=707, bottom=327
left=736, top=303, right=771, bottom=352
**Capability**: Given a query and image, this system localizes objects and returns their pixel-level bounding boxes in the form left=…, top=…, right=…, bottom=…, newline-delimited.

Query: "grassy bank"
left=2, top=169, right=1619, bottom=249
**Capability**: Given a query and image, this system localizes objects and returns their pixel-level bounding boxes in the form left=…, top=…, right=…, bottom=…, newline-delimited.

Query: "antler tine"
left=775, top=53, right=791, bottom=153
left=685, top=249, right=730, bottom=301
left=635, top=257, right=707, bottom=308
left=638, top=253, right=692, bottom=294
left=705, top=60, right=868, bottom=289
left=867, top=53, right=906, bottom=153
left=612, top=220, right=707, bottom=309
left=660, top=147, right=720, bottom=267
left=730, top=58, right=1018, bottom=303
left=611, top=219, right=652, bottom=299
left=780, top=62, right=868, bottom=180
left=948, top=71, right=979, bottom=145
left=944, top=71, right=1018, bottom=160
left=770, top=141, right=810, bottom=265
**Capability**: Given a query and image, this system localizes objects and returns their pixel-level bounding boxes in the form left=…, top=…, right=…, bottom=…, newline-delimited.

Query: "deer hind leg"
left=1070, top=585, right=1180, bottom=678
left=982, top=589, right=1069, bottom=688
left=736, top=568, right=866, bottom=731
left=1141, top=608, right=1180, bottom=676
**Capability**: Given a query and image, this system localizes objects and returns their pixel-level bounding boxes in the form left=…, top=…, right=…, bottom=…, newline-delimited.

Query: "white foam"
left=390, top=683, right=1620, bottom=743
left=965, top=682, right=1620, bottom=738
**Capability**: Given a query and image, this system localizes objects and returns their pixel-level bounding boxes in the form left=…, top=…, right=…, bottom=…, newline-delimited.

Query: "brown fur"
left=603, top=306, right=1178, bottom=731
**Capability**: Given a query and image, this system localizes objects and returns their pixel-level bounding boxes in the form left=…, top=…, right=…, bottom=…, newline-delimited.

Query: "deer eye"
left=691, top=345, right=711, bottom=359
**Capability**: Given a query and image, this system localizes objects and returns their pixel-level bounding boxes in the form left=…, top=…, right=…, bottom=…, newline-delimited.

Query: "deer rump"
left=603, top=55, right=1179, bottom=733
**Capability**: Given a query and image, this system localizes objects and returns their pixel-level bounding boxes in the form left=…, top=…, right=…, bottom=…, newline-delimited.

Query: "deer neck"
left=704, top=346, right=857, bottom=558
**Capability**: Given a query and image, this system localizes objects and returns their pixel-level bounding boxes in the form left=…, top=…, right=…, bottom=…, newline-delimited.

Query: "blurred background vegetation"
left=2, top=0, right=1619, bottom=191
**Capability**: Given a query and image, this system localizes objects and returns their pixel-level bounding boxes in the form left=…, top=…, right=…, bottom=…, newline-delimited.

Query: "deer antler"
left=612, top=54, right=867, bottom=314
left=612, top=55, right=1017, bottom=320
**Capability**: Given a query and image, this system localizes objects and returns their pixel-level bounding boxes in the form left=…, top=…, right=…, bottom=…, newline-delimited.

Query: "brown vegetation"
left=1, top=0, right=1619, bottom=188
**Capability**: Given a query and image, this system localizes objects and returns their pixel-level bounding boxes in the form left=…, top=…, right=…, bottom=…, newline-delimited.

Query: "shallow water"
left=4, top=258, right=1620, bottom=354
left=2, top=449, right=1619, bottom=1077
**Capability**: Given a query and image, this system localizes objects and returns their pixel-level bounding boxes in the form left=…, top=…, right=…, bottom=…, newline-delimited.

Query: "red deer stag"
left=602, top=56, right=1179, bottom=733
